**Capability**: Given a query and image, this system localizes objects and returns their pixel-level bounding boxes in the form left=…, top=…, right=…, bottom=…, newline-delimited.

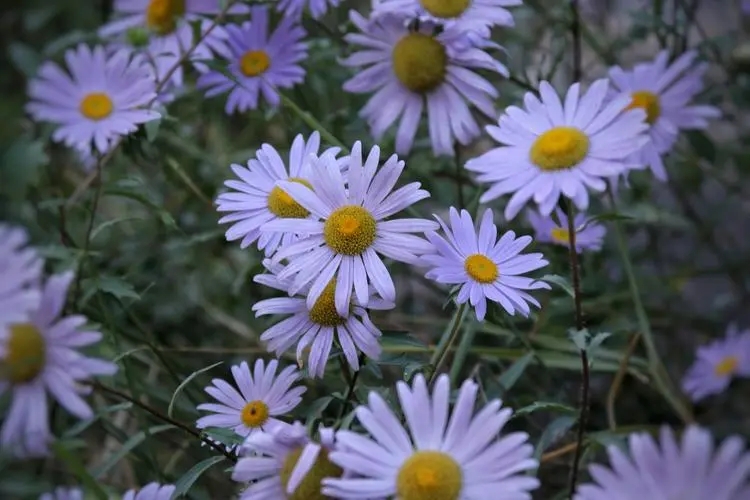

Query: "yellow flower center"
left=267, top=178, right=312, bottom=218
left=309, top=280, right=348, bottom=327
left=625, top=90, right=661, bottom=125
left=396, top=451, right=462, bottom=500
left=530, top=126, right=590, bottom=171
left=240, top=400, right=270, bottom=428
left=714, top=355, right=739, bottom=377
left=392, top=33, right=447, bottom=93
left=79, top=93, right=114, bottom=121
left=145, top=0, right=185, bottom=34
left=464, top=254, right=498, bottom=284
left=420, top=0, right=471, bottom=18
left=0, top=323, right=46, bottom=384
left=239, top=50, right=271, bottom=77
left=279, top=446, right=343, bottom=500
left=550, top=227, right=570, bottom=245
left=323, top=205, right=377, bottom=256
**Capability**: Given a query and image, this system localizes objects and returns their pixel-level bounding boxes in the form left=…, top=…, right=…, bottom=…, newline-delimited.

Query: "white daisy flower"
left=263, top=141, right=438, bottom=316
left=608, top=49, right=722, bottom=180
left=123, top=483, right=176, bottom=500
left=232, top=421, right=342, bottom=500
left=196, top=359, right=306, bottom=440
left=323, top=374, right=540, bottom=499
left=0, top=224, right=43, bottom=333
left=253, top=259, right=393, bottom=378
left=216, top=132, right=342, bottom=256
left=0, top=272, right=118, bottom=457
left=421, top=207, right=549, bottom=320
left=465, top=79, right=650, bottom=220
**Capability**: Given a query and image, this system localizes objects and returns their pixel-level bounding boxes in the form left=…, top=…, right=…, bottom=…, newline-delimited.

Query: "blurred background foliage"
left=1, top=0, right=750, bottom=498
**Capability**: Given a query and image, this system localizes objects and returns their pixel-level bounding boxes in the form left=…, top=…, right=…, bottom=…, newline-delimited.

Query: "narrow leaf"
left=172, top=456, right=225, bottom=498
left=168, top=361, right=223, bottom=418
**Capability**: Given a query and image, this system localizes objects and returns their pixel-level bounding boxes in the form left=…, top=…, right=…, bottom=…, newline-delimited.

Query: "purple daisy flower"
left=197, top=7, right=307, bottom=113
left=278, top=0, right=342, bottom=19
left=681, top=324, right=750, bottom=402
left=263, top=141, right=438, bottom=316
left=322, top=374, right=540, bottom=498
left=421, top=208, right=549, bottom=320
left=608, top=50, right=721, bottom=180
left=0, top=224, right=43, bottom=334
left=123, top=483, right=176, bottom=500
left=0, top=271, right=118, bottom=457
left=39, top=488, right=82, bottom=500
left=196, top=359, right=306, bottom=440
left=26, top=44, right=160, bottom=155
left=341, top=11, right=507, bottom=156
left=465, top=79, right=649, bottom=220
left=527, top=208, right=605, bottom=253
left=232, top=421, right=342, bottom=500
left=575, top=426, right=750, bottom=500
left=216, top=132, right=342, bottom=256
left=373, top=0, right=521, bottom=35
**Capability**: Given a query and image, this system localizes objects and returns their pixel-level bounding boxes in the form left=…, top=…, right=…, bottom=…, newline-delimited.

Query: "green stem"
left=278, top=92, right=349, bottom=152
left=429, top=302, right=468, bottom=385
left=449, top=320, right=476, bottom=384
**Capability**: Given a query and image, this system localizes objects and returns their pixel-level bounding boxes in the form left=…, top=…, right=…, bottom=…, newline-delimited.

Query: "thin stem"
left=429, top=302, right=468, bottom=386
left=454, top=142, right=465, bottom=209
left=277, top=91, right=348, bottom=152
left=72, top=161, right=103, bottom=302
left=335, top=354, right=366, bottom=427
left=606, top=332, right=641, bottom=430
left=570, top=0, right=582, bottom=82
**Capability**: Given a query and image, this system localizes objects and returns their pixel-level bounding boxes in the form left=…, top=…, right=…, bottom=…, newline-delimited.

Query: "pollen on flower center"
left=392, top=33, right=447, bottom=93
left=1, top=323, right=46, bottom=384
left=714, top=355, right=739, bottom=377
left=323, top=205, right=377, bottom=256
left=530, top=126, right=590, bottom=171
left=79, top=92, right=114, bottom=121
left=464, top=254, right=498, bottom=284
left=420, top=0, right=471, bottom=18
left=280, top=446, right=343, bottom=500
left=240, top=400, right=270, bottom=428
left=396, top=450, right=462, bottom=500
left=240, top=50, right=271, bottom=77
left=309, top=280, right=348, bottom=327
left=146, top=0, right=185, bottom=34
left=626, top=90, right=661, bottom=125
left=550, top=227, right=570, bottom=244
left=268, top=178, right=312, bottom=218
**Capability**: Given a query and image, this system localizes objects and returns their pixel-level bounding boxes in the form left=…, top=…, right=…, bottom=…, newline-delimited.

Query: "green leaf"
left=144, top=117, right=162, bottom=142
left=202, top=427, right=245, bottom=446
left=92, top=424, right=175, bottom=478
left=0, top=137, right=48, bottom=198
left=495, top=352, right=535, bottom=395
left=52, top=441, right=108, bottom=500
left=173, top=456, right=226, bottom=498
left=8, top=42, right=41, bottom=78
left=511, top=401, right=576, bottom=419
left=685, top=130, right=716, bottom=162
left=103, top=187, right=178, bottom=230
left=380, top=331, right=427, bottom=349
left=63, top=402, right=133, bottom=438
left=168, top=361, right=223, bottom=418
left=540, top=274, right=574, bottom=297
left=533, top=415, right=577, bottom=459
left=305, top=396, right=333, bottom=424
left=82, top=275, right=140, bottom=302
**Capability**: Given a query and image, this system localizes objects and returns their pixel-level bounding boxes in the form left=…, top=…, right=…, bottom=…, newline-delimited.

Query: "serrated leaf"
left=168, top=361, right=223, bottom=418
left=173, top=456, right=225, bottom=498
left=202, top=427, right=244, bottom=446
left=82, top=275, right=140, bottom=302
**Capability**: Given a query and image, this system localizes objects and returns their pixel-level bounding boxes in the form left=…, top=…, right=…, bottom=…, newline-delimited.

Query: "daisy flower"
left=608, top=49, right=721, bottom=180
left=123, top=483, right=176, bottom=500
left=465, top=79, right=649, bottom=220
left=0, top=271, right=118, bottom=457
left=373, top=0, right=521, bottom=35
left=232, top=421, right=342, bottom=500
left=26, top=44, right=160, bottom=155
left=216, top=132, right=341, bottom=256
left=323, top=373, right=540, bottom=499
left=197, top=7, right=307, bottom=113
left=196, top=359, right=306, bottom=440
left=263, top=141, right=438, bottom=316
left=575, top=425, right=750, bottom=500
left=0, top=224, right=43, bottom=333
left=681, top=324, right=750, bottom=402
left=421, top=208, right=549, bottom=320
left=253, top=259, right=393, bottom=378
left=526, top=208, right=605, bottom=253
left=278, top=0, right=341, bottom=19
left=341, top=11, right=507, bottom=156
left=39, top=488, right=83, bottom=500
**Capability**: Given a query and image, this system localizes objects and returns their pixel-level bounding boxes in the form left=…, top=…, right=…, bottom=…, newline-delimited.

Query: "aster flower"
left=197, top=7, right=307, bottom=113
left=421, top=208, right=549, bottom=320
left=253, top=259, right=393, bottom=378
left=39, top=488, right=82, bottom=500
left=278, top=0, right=341, bottom=19
left=575, top=425, right=750, bottom=500
left=263, top=141, right=438, bottom=315
left=681, top=324, right=750, bottom=402
left=323, top=373, right=540, bottom=499
left=0, top=271, right=118, bottom=457
left=465, top=79, right=649, bottom=220
left=232, top=421, right=342, bottom=500
left=26, top=44, right=160, bottom=155
left=341, top=11, right=507, bottom=156
left=0, top=224, right=43, bottom=333
left=608, top=50, right=721, bottom=180
left=527, top=208, right=605, bottom=253
left=216, top=132, right=341, bottom=256
left=196, top=359, right=306, bottom=439
left=123, top=483, right=176, bottom=500
left=373, top=0, right=521, bottom=35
